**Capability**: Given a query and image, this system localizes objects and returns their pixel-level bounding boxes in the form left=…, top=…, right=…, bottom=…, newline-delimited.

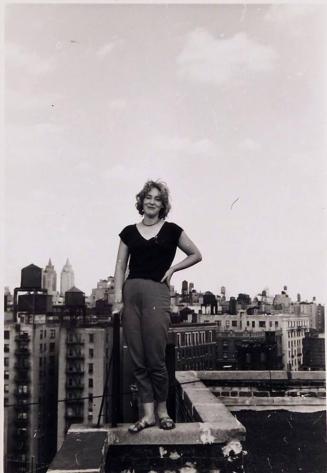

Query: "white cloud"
left=177, top=29, right=278, bottom=85
left=264, top=4, right=319, bottom=24
left=239, top=138, right=261, bottom=152
left=5, top=43, right=55, bottom=76
left=33, top=123, right=63, bottom=134
left=104, top=164, right=138, bottom=182
left=152, top=135, right=216, bottom=157
left=108, top=99, right=127, bottom=111
left=5, top=88, right=64, bottom=125
left=96, top=42, right=115, bottom=58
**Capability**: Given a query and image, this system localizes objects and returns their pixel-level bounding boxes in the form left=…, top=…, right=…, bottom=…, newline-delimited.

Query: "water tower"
left=14, top=264, right=51, bottom=323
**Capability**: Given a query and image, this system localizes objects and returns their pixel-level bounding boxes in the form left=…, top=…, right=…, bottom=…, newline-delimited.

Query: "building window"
left=232, top=321, right=237, bottom=327
left=88, top=363, right=93, bottom=374
left=4, top=357, right=8, bottom=368
left=89, top=348, right=94, bottom=358
left=89, top=334, right=94, bottom=343
left=4, top=370, right=9, bottom=380
left=177, top=333, right=181, bottom=346
left=275, top=321, right=278, bottom=328
left=252, top=321, right=255, bottom=328
left=259, top=321, right=266, bottom=328
left=50, top=329, right=56, bottom=339
left=50, top=342, right=55, bottom=353
left=269, top=321, right=273, bottom=328
left=89, top=378, right=93, bottom=388
left=4, top=344, right=9, bottom=353
left=226, top=321, right=230, bottom=328
left=247, top=321, right=250, bottom=327
left=4, top=330, right=10, bottom=340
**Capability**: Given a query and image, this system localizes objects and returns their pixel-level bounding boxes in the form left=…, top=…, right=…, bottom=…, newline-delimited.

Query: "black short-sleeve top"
left=119, top=221, right=183, bottom=282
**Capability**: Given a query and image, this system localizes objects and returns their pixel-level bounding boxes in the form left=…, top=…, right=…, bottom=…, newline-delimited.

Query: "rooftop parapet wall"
left=175, top=371, right=246, bottom=442
left=48, top=371, right=247, bottom=473
left=194, top=370, right=326, bottom=382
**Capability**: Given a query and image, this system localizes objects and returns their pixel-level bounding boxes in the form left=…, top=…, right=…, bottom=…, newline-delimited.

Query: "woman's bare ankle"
left=156, top=401, right=169, bottom=418
left=141, top=402, right=155, bottom=423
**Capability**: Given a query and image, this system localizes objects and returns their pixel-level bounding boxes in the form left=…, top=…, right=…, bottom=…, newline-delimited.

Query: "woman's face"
left=143, top=187, right=163, bottom=218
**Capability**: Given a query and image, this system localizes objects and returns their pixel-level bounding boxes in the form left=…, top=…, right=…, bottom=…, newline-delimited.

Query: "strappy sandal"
left=128, top=419, right=156, bottom=434
left=159, top=416, right=175, bottom=430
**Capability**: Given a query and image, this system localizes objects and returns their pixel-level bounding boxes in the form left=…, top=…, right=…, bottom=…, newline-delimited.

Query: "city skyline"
left=4, top=258, right=324, bottom=305
left=4, top=4, right=327, bottom=304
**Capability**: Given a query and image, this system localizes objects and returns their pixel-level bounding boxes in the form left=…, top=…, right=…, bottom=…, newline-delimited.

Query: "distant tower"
left=221, top=286, right=226, bottom=296
left=297, top=293, right=301, bottom=302
left=43, top=258, right=57, bottom=295
left=60, top=258, right=75, bottom=296
left=283, top=285, right=288, bottom=292
left=182, top=280, right=188, bottom=295
left=189, top=282, right=194, bottom=293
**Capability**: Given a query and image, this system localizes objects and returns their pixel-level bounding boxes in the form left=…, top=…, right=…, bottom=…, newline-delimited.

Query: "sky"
left=4, top=3, right=327, bottom=303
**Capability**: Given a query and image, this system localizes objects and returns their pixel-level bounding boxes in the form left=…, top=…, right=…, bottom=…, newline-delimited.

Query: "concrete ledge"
left=194, top=370, right=326, bottom=382
left=107, top=422, right=242, bottom=445
left=176, top=371, right=246, bottom=441
left=48, top=430, right=108, bottom=473
left=221, top=397, right=326, bottom=407
left=49, top=421, right=245, bottom=468
left=49, top=372, right=248, bottom=472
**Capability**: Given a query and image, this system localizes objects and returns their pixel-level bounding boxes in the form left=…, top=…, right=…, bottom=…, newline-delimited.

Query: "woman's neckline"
left=135, top=220, right=167, bottom=241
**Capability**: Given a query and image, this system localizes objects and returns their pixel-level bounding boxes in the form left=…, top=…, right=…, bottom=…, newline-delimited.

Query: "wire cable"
left=4, top=379, right=203, bottom=409
left=96, top=345, right=113, bottom=426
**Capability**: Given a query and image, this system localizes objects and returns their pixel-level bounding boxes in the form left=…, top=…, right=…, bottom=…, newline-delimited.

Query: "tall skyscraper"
left=60, top=259, right=75, bottom=296
left=42, top=259, right=57, bottom=296
left=182, top=280, right=188, bottom=295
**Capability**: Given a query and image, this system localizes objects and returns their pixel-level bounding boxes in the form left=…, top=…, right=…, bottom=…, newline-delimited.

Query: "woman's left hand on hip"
left=160, top=267, right=174, bottom=286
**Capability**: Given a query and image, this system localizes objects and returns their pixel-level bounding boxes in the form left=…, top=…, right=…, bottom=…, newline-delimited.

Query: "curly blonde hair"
left=135, top=180, right=171, bottom=219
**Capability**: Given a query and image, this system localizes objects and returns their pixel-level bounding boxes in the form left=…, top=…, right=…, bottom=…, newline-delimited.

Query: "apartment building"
left=215, top=312, right=310, bottom=370
left=4, top=321, right=60, bottom=473
left=57, top=325, right=113, bottom=450
left=169, top=323, right=216, bottom=370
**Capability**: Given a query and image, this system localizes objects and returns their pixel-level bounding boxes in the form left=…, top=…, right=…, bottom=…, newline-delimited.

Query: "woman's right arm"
left=113, top=239, right=129, bottom=314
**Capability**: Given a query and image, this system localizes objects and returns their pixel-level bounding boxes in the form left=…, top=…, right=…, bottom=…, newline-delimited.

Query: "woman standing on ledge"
left=113, top=180, right=202, bottom=433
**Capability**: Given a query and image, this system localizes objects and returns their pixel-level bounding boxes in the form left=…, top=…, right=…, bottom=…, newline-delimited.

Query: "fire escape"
left=65, top=330, right=85, bottom=428
left=13, top=330, right=31, bottom=473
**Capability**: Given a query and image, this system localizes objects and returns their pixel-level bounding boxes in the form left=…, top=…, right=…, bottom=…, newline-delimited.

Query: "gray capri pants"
left=122, top=278, right=171, bottom=403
